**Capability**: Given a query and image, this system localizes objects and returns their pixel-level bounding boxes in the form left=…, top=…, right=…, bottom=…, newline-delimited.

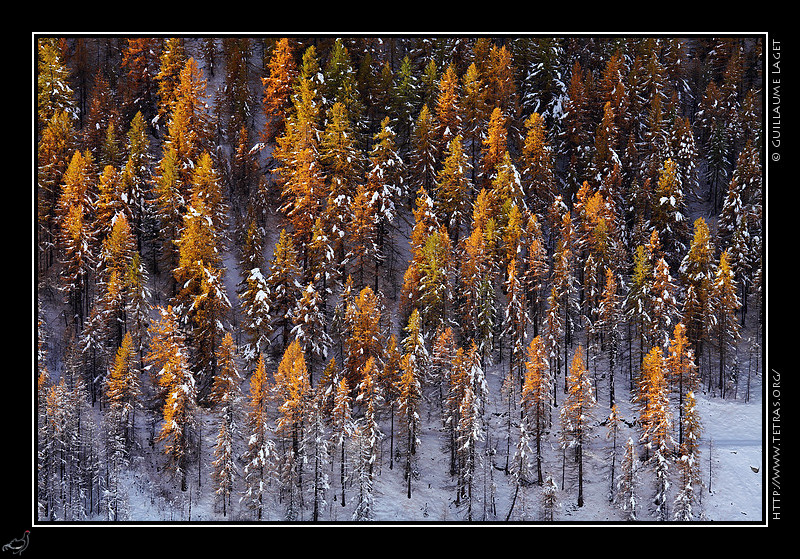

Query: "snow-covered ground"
left=112, top=350, right=763, bottom=524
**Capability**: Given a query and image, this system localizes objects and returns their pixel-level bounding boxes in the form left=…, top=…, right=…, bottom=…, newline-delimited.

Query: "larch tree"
left=615, top=437, right=640, bottom=521
left=290, top=281, right=331, bottom=384
left=352, top=357, right=382, bottom=521
left=666, top=322, right=699, bottom=446
left=364, top=116, right=405, bottom=286
left=559, top=345, right=595, bottom=507
left=521, top=212, right=549, bottom=338
left=104, top=332, right=141, bottom=454
left=480, top=107, right=508, bottom=192
left=241, top=354, right=275, bottom=520
left=344, top=285, right=384, bottom=392
left=37, top=38, right=77, bottom=132
left=417, top=227, right=455, bottom=333
left=274, top=72, right=325, bottom=271
left=459, top=216, right=495, bottom=367
left=165, top=57, right=211, bottom=186
left=651, top=158, right=688, bottom=268
left=274, top=339, right=311, bottom=520
left=455, top=344, right=485, bottom=519
left=520, top=336, right=552, bottom=485
left=648, top=256, right=681, bottom=350
left=460, top=62, right=490, bottom=185
left=636, top=346, right=673, bottom=520
left=408, top=104, right=438, bottom=198
left=210, top=333, right=241, bottom=517
left=434, top=63, right=462, bottom=157
left=680, top=217, right=715, bottom=381
left=172, top=188, right=231, bottom=402
left=330, top=374, right=355, bottom=507
left=151, top=144, right=184, bottom=290
left=520, top=111, right=557, bottom=216
left=434, top=135, right=471, bottom=245
left=264, top=229, right=303, bottom=353
left=346, top=182, right=380, bottom=292
left=239, top=263, right=272, bottom=366
left=502, top=257, right=528, bottom=386
left=147, top=305, right=197, bottom=492
left=320, top=101, right=365, bottom=268
left=712, top=250, right=741, bottom=398
left=551, top=206, right=578, bottom=393
left=306, top=386, right=330, bottom=522
left=674, top=391, right=703, bottom=521
left=398, top=351, right=422, bottom=499
left=597, top=267, right=621, bottom=405
left=38, top=108, right=77, bottom=274
left=155, top=38, right=187, bottom=130
left=58, top=149, right=97, bottom=334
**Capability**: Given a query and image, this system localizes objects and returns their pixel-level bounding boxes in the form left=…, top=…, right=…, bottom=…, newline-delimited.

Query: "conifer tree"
left=455, top=344, right=484, bottom=519
left=346, top=182, right=380, bottom=291
left=265, top=229, right=303, bottom=353
left=434, top=135, right=471, bottom=244
left=273, top=72, right=325, bottom=271
left=173, top=189, right=230, bottom=400
left=330, top=374, right=355, bottom=507
left=417, top=227, right=454, bottom=333
left=398, top=351, right=422, bottom=499
left=551, top=206, right=577, bottom=391
left=648, top=256, right=680, bottom=349
left=290, top=281, right=331, bottom=384
left=306, top=386, right=330, bottom=521
left=712, top=250, right=741, bottom=398
left=480, top=107, right=508, bottom=192
left=459, top=217, right=495, bottom=366
left=147, top=305, right=197, bottom=492
left=151, top=144, right=183, bottom=288
left=520, top=336, right=551, bottom=484
left=674, top=391, right=703, bottom=521
left=540, top=473, right=560, bottom=522
left=636, top=346, right=673, bottom=520
left=616, top=437, right=640, bottom=521
left=434, top=63, right=462, bottom=160
left=521, top=213, right=549, bottom=337
left=320, top=101, right=365, bottom=265
left=38, top=109, right=77, bottom=273
left=651, top=158, right=688, bottom=267
left=166, top=58, right=211, bottom=183
left=666, top=322, right=699, bottom=446
left=274, top=339, right=311, bottom=520
left=37, top=38, right=77, bottom=131
left=559, top=345, right=595, bottom=507
left=241, top=354, right=275, bottom=520
left=680, top=217, right=715, bottom=379
left=408, top=104, right=438, bottom=197
left=364, top=116, right=405, bottom=285
left=352, top=357, right=382, bottom=521
left=520, top=111, right=557, bottom=216
left=104, top=332, right=141, bottom=454
left=502, top=257, right=528, bottom=384
left=322, top=38, right=364, bottom=128
left=120, top=38, right=159, bottom=124
left=210, top=333, right=241, bottom=517
left=460, top=62, right=490, bottom=184
left=344, top=286, right=384, bottom=391
left=58, top=150, right=97, bottom=333
left=155, top=38, right=187, bottom=128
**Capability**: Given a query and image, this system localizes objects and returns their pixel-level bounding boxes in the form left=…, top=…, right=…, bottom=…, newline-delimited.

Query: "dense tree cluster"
left=36, top=35, right=763, bottom=522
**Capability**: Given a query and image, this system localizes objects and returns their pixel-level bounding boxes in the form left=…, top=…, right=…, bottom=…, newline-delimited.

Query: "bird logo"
left=2, top=531, right=29, bottom=555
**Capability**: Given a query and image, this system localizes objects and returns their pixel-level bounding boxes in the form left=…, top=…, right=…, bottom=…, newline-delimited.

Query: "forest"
left=34, top=34, right=765, bottom=524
